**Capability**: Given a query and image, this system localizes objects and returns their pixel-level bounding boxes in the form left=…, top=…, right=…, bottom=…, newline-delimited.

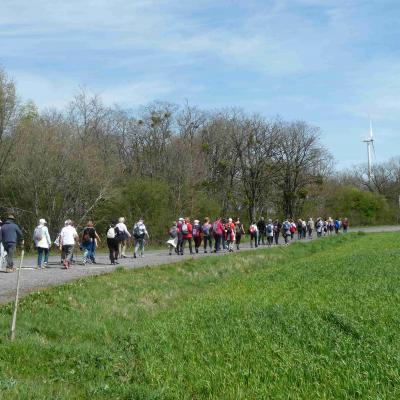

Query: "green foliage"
left=0, top=233, right=400, bottom=398
left=329, top=186, right=391, bottom=225
left=94, top=178, right=172, bottom=240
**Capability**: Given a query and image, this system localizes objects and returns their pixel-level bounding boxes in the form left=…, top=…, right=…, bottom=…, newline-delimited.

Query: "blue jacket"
left=0, top=219, right=23, bottom=244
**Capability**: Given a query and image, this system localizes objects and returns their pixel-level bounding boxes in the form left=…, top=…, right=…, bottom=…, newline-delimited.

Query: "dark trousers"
left=194, top=236, right=202, bottom=253
left=250, top=233, right=258, bottom=248
left=37, top=247, right=49, bottom=266
left=4, top=242, right=16, bottom=268
left=203, top=235, right=212, bottom=251
left=258, top=232, right=266, bottom=245
left=267, top=236, right=273, bottom=246
left=214, top=234, right=222, bottom=252
left=236, top=234, right=242, bottom=249
left=107, top=238, right=119, bottom=263
left=182, top=238, right=193, bottom=254
left=274, top=233, right=280, bottom=245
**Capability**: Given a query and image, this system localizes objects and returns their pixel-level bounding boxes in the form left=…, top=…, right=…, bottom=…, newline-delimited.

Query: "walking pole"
left=10, top=249, right=25, bottom=341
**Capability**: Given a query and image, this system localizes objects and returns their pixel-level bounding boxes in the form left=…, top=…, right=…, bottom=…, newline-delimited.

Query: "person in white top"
left=59, top=219, right=79, bottom=269
left=33, top=218, right=52, bottom=269
left=0, top=219, right=6, bottom=269
left=133, top=219, right=149, bottom=258
left=116, top=217, right=131, bottom=258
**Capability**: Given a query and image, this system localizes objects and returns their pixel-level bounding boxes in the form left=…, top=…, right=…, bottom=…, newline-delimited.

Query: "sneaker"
left=140, top=254, right=144, bottom=258
left=133, top=254, right=137, bottom=259
left=43, top=263, right=47, bottom=269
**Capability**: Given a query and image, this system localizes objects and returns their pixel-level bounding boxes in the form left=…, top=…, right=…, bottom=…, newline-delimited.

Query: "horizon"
left=1, top=0, right=399, bottom=170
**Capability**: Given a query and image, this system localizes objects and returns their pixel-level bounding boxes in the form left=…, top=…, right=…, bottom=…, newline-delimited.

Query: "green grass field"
left=0, top=233, right=399, bottom=399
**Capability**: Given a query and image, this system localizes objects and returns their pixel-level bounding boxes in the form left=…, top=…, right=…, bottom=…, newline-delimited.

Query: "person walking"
left=0, top=215, right=24, bottom=273
left=307, top=217, right=314, bottom=239
left=0, top=218, right=7, bottom=270
left=106, top=221, right=119, bottom=265
left=212, top=217, right=224, bottom=253
left=33, top=218, right=52, bottom=269
left=327, top=217, right=334, bottom=235
left=167, top=222, right=178, bottom=255
left=202, top=217, right=213, bottom=253
left=181, top=218, right=193, bottom=255
left=266, top=219, right=274, bottom=246
left=177, top=217, right=184, bottom=256
left=342, top=217, right=349, bottom=233
left=290, top=220, right=297, bottom=240
left=273, top=220, right=281, bottom=245
left=235, top=218, right=245, bottom=250
left=59, top=219, right=79, bottom=269
left=115, top=217, right=131, bottom=258
left=133, top=218, right=149, bottom=258
left=297, top=219, right=303, bottom=240
left=249, top=221, right=258, bottom=248
left=282, top=219, right=291, bottom=245
left=257, top=217, right=266, bottom=246
left=193, top=219, right=202, bottom=254
left=334, top=218, right=341, bottom=234
left=301, top=219, right=307, bottom=239
left=81, top=220, right=101, bottom=265
left=225, top=218, right=235, bottom=252
left=316, top=218, right=324, bottom=237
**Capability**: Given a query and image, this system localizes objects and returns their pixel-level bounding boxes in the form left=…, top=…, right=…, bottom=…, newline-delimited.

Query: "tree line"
left=0, top=68, right=398, bottom=245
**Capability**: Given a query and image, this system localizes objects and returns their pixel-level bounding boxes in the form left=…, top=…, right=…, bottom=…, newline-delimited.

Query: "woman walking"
left=33, top=218, right=51, bottom=269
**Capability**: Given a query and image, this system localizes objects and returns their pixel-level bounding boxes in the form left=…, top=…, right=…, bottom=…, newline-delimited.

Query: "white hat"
left=39, top=218, right=47, bottom=225
left=179, top=217, right=184, bottom=221
left=228, top=218, right=232, bottom=222
left=194, top=219, right=199, bottom=224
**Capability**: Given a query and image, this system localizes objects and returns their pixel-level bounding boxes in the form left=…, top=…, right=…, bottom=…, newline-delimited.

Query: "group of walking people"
left=0, top=213, right=349, bottom=273
left=166, top=216, right=349, bottom=254
left=0, top=215, right=150, bottom=272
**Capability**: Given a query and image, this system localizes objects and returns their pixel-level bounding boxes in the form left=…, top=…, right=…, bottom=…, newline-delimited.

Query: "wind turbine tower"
left=363, top=120, right=375, bottom=182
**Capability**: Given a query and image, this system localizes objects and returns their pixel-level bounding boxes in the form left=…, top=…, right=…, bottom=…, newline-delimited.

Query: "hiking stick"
left=10, top=249, right=24, bottom=341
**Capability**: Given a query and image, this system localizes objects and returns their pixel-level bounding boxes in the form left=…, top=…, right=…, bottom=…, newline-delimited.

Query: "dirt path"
left=1, top=226, right=399, bottom=304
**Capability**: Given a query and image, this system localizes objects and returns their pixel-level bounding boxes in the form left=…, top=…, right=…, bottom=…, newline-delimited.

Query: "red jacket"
left=212, top=220, right=224, bottom=236
left=182, top=223, right=193, bottom=239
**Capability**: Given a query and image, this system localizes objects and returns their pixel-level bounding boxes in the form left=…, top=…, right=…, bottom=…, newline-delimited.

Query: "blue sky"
left=1, top=0, right=399, bottom=169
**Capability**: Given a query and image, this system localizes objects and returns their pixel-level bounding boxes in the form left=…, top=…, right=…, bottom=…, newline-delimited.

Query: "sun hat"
left=39, top=218, right=47, bottom=225
left=7, top=215, right=15, bottom=220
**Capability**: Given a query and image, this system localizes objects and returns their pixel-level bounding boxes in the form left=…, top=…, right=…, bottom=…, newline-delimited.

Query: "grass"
left=0, top=233, right=399, bottom=399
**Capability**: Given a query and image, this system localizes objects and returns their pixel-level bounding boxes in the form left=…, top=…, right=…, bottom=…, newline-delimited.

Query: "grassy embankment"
left=0, top=232, right=399, bottom=399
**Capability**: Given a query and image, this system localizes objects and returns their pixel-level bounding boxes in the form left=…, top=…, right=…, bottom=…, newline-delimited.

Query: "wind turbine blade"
left=369, top=119, right=373, bottom=139
left=372, top=140, right=376, bottom=159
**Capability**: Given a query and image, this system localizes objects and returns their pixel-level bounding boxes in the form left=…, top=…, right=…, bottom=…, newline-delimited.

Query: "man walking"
left=116, top=217, right=131, bottom=258
left=59, top=220, right=79, bottom=269
left=0, top=215, right=24, bottom=273
left=257, top=217, right=266, bottom=246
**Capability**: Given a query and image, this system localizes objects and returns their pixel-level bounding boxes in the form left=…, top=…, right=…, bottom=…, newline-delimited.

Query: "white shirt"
left=60, top=226, right=78, bottom=246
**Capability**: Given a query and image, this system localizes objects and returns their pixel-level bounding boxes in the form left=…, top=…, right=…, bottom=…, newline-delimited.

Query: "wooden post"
left=10, top=249, right=24, bottom=341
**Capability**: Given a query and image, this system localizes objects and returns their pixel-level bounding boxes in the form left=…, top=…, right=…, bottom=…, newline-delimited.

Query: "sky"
left=1, top=0, right=399, bottom=169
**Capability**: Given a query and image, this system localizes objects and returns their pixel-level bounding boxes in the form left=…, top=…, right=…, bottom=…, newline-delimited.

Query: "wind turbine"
left=363, top=119, right=375, bottom=182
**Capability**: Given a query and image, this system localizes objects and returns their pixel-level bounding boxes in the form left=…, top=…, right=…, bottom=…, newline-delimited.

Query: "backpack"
left=212, top=222, right=219, bottom=234
left=107, top=227, right=116, bottom=239
left=235, top=224, right=242, bottom=234
left=181, top=223, right=188, bottom=235
left=34, top=226, right=44, bottom=241
left=283, top=222, right=290, bottom=231
left=193, top=224, right=201, bottom=237
left=249, top=225, right=256, bottom=234
left=335, top=220, right=341, bottom=229
left=226, top=225, right=232, bottom=235
left=133, top=224, right=145, bottom=238
left=169, top=226, right=177, bottom=238
left=266, top=224, right=273, bottom=234
left=202, top=224, right=210, bottom=235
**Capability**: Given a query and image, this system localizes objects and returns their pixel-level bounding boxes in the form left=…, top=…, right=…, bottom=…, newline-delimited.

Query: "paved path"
left=1, top=226, right=399, bottom=304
